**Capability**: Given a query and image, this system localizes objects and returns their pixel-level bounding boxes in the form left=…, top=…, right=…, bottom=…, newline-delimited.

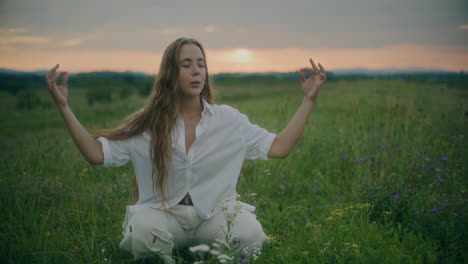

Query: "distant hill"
left=0, top=67, right=463, bottom=77
left=0, top=67, right=465, bottom=95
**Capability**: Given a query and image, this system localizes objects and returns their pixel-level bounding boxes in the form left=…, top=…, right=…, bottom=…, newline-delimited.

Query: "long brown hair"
left=92, top=37, right=215, bottom=206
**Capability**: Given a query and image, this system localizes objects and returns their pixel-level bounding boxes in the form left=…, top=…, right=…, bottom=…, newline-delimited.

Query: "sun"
left=232, top=49, right=252, bottom=63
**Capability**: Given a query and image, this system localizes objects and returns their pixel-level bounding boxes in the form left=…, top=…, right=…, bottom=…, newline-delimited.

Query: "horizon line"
left=1, top=66, right=466, bottom=75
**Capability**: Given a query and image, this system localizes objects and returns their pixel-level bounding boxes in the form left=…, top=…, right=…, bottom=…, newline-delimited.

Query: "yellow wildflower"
left=302, top=251, right=309, bottom=255
left=352, top=244, right=359, bottom=248
left=356, top=203, right=371, bottom=208
left=45, top=231, right=51, bottom=237
left=344, top=242, right=350, bottom=246
left=324, top=216, right=333, bottom=221
left=345, top=205, right=354, bottom=210
left=383, top=211, right=392, bottom=215
left=350, top=210, right=359, bottom=213
left=331, top=211, right=343, bottom=216
left=82, top=168, right=88, bottom=173
left=267, top=236, right=277, bottom=241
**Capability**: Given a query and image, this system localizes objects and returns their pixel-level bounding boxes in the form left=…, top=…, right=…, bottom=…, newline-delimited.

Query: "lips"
left=190, top=81, right=200, bottom=84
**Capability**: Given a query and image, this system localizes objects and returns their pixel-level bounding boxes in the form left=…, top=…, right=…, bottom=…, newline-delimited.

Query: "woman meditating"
left=45, top=37, right=327, bottom=263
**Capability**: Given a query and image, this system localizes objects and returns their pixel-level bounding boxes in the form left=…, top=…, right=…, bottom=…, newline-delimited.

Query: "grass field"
left=1, top=78, right=466, bottom=263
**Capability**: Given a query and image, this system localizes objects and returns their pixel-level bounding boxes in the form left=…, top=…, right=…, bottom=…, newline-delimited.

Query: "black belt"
left=178, top=193, right=193, bottom=206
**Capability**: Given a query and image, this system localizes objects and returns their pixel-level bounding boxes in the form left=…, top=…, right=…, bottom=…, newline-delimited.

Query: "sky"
left=0, top=0, right=467, bottom=74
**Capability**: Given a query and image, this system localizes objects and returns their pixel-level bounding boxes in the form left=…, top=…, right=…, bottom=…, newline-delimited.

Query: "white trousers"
left=119, top=204, right=268, bottom=263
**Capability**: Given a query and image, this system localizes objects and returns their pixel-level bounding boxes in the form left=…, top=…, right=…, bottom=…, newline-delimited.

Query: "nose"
left=192, top=67, right=200, bottom=75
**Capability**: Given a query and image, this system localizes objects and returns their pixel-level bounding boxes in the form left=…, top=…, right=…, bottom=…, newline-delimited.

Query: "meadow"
left=0, top=77, right=466, bottom=263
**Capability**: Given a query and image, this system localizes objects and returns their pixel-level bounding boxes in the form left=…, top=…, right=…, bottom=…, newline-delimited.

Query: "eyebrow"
left=180, top=58, right=205, bottom=63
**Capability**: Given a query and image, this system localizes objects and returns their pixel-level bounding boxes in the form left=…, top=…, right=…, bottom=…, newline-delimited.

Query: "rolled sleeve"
left=238, top=112, right=277, bottom=160
left=96, top=136, right=132, bottom=167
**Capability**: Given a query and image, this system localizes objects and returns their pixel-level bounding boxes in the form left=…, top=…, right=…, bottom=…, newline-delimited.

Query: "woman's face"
left=178, top=44, right=206, bottom=99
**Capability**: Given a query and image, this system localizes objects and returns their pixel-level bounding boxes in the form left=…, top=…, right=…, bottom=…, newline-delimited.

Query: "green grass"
left=0, top=79, right=466, bottom=263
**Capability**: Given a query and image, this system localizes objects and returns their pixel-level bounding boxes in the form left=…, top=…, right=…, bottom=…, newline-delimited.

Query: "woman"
left=45, top=37, right=327, bottom=263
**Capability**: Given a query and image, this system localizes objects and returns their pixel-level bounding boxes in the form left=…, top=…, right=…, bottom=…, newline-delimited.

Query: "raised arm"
left=45, top=64, right=104, bottom=165
left=268, top=58, right=327, bottom=159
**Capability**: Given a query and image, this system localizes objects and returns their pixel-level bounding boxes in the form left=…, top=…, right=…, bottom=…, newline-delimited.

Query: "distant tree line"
left=1, top=70, right=466, bottom=110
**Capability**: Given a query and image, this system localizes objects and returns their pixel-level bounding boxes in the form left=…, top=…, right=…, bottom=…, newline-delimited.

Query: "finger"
left=299, top=69, right=306, bottom=82
left=61, top=72, right=69, bottom=87
left=47, top=64, right=60, bottom=79
left=302, top=67, right=316, bottom=76
left=319, top=72, right=327, bottom=81
left=318, top=63, right=326, bottom=74
left=54, top=71, right=67, bottom=84
left=309, top=58, right=319, bottom=72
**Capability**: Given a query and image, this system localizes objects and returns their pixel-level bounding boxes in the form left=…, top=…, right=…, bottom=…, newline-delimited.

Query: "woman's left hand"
left=299, top=58, right=327, bottom=103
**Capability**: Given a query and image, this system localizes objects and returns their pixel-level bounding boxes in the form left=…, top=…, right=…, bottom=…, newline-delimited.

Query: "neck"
left=180, top=96, right=203, bottom=116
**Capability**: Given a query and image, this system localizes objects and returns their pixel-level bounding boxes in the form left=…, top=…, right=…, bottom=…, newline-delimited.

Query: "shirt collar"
left=176, top=97, right=215, bottom=124
left=201, top=97, right=215, bottom=117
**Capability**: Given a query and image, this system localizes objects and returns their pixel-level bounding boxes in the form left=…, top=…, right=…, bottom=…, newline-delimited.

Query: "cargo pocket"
left=149, top=226, right=174, bottom=256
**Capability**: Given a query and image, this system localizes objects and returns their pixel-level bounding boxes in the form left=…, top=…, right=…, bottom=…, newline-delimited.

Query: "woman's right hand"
left=45, top=64, right=69, bottom=108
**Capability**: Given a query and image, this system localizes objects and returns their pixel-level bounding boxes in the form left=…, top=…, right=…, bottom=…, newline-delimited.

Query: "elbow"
left=86, top=156, right=103, bottom=165
left=268, top=136, right=290, bottom=159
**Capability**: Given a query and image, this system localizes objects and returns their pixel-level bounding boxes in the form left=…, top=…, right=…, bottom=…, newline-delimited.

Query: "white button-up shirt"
left=97, top=98, right=276, bottom=226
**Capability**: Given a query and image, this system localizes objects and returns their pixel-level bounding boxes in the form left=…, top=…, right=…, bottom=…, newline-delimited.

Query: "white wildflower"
left=217, top=254, right=233, bottom=261
left=189, top=244, right=210, bottom=253
left=214, top=238, right=231, bottom=250
left=211, top=242, right=220, bottom=248
left=209, top=249, right=221, bottom=256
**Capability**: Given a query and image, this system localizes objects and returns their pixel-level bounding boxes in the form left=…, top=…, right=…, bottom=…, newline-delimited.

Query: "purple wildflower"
left=307, top=207, right=313, bottom=212
left=437, top=178, right=445, bottom=183
left=334, top=196, right=339, bottom=200
left=358, top=158, right=367, bottom=163
left=313, top=180, right=320, bottom=184
left=240, top=254, right=247, bottom=260
left=394, top=147, right=401, bottom=151
left=391, top=194, right=400, bottom=200
left=342, top=154, right=349, bottom=159
left=430, top=208, right=440, bottom=215
left=427, top=165, right=435, bottom=170
left=232, top=238, right=240, bottom=244
left=439, top=157, right=448, bottom=161
left=381, top=145, right=389, bottom=149
left=412, top=207, right=420, bottom=215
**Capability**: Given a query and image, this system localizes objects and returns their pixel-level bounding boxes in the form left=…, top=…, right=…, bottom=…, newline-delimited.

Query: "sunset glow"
left=0, top=1, right=466, bottom=74
left=1, top=43, right=466, bottom=74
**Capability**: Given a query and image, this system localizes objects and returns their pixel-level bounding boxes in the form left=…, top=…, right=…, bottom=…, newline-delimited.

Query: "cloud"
left=0, top=27, right=28, bottom=33
left=204, top=25, right=216, bottom=33
left=55, top=38, right=83, bottom=48
left=458, top=25, right=468, bottom=30
left=159, top=28, right=178, bottom=35
left=0, top=36, right=49, bottom=45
